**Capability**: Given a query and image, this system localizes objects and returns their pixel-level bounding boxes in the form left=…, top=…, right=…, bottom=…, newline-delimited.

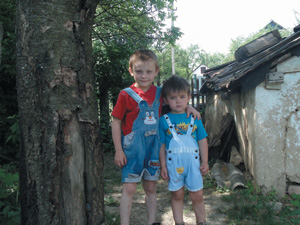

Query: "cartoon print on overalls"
left=121, top=87, right=161, bottom=182
left=163, top=114, right=200, bottom=183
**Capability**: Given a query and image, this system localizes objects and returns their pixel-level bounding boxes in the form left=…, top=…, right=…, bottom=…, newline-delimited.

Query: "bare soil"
left=104, top=152, right=232, bottom=225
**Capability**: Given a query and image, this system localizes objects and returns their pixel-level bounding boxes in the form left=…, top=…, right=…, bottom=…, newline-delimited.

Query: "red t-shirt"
left=112, top=84, right=163, bottom=135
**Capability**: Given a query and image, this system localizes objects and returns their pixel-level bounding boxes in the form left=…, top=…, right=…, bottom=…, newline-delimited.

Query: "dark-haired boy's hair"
left=129, top=49, right=159, bottom=70
left=162, top=75, right=190, bottom=98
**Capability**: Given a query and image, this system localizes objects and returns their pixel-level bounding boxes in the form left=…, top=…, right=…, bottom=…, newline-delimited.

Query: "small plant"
left=104, top=196, right=119, bottom=207
left=136, top=182, right=144, bottom=193
left=0, top=164, right=20, bottom=225
left=290, top=193, right=300, bottom=208
left=203, top=172, right=216, bottom=189
left=105, top=211, right=121, bottom=225
left=221, top=181, right=300, bottom=224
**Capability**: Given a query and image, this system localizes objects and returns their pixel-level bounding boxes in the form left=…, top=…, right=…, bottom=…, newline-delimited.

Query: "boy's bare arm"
left=159, top=144, right=169, bottom=180
left=198, top=138, right=209, bottom=175
left=111, top=117, right=127, bottom=168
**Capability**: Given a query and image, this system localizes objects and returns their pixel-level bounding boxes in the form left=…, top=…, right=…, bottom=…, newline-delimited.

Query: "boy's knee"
left=143, top=180, right=156, bottom=194
left=123, top=183, right=137, bottom=196
left=171, top=188, right=185, bottom=200
left=189, top=190, right=204, bottom=201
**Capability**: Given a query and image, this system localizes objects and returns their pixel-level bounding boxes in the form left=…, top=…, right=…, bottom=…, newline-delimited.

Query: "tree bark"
left=15, top=0, right=104, bottom=224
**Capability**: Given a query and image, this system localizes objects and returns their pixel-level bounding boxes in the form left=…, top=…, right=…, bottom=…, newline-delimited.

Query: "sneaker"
left=196, top=222, right=208, bottom=225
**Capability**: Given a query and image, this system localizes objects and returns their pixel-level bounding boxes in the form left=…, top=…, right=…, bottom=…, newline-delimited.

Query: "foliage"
left=157, top=44, right=232, bottom=82
left=93, top=0, right=182, bottom=92
left=157, top=44, right=204, bottom=79
left=0, top=0, right=19, bottom=162
left=295, top=10, right=300, bottom=24
left=0, top=164, right=20, bottom=225
left=93, top=0, right=182, bottom=49
left=221, top=181, right=300, bottom=224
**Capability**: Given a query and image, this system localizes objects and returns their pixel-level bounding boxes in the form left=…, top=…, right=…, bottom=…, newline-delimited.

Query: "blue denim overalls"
left=163, top=114, right=203, bottom=191
left=121, top=87, right=161, bottom=182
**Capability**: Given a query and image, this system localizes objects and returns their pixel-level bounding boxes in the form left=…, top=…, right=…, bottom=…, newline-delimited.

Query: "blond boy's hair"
left=129, top=50, right=159, bottom=70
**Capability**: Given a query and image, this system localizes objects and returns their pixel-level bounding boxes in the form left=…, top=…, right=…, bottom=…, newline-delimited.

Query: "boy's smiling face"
left=129, top=59, right=159, bottom=92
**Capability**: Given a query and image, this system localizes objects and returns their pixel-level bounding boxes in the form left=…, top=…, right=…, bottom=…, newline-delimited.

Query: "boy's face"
left=129, top=59, right=159, bottom=92
left=163, top=90, right=191, bottom=114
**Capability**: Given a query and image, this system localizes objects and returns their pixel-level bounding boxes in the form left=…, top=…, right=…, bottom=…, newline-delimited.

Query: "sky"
left=172, top=0, right=300, bottom=54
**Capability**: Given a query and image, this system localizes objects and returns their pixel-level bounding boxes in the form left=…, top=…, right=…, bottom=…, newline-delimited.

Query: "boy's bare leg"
left=189, top=189, right=206, bottom=223
left=143, top=180, right=157, bottom=224
left=171, top=187, right=185, bottom=224
left=120, top=182, right=137, bottom=225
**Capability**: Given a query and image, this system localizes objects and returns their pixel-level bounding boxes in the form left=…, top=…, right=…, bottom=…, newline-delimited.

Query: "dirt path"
left=104, top=152, right=231, bottom=225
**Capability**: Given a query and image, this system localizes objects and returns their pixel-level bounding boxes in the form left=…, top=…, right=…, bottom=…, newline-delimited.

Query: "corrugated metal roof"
left=201, top=30, right=300, bottom=94
left=211, top=160, right=247, bottom=190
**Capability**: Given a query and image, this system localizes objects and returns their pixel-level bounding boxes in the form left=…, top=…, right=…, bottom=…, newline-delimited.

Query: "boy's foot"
left=150, top=223, right=161, bottom=225
left=196, top=222, right=208, bottom=225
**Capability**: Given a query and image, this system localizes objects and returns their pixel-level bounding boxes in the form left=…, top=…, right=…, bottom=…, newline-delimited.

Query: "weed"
left=203, top=173, right=216, bottom=189
left=0, top=164, right=20, bottom=225
left=221, top=181, right=300, bottom=224
left=104, top=196, right=119, bottom=207
left=105, top=211, right=121, bottom=225
left=136, top=183, right=144, bottom=193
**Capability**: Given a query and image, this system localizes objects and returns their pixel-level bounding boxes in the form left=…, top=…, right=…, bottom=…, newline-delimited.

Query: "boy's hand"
left=200, top=162, right=209, bottom=176
left=160, top=167, right=169, bottom=181
left=114, top=151, right=127, bottom=168
left=186, top=105, right=201, bottom=120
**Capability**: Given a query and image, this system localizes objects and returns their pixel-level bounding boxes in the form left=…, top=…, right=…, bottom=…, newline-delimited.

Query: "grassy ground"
left=103, top=152, right=300, bottom=225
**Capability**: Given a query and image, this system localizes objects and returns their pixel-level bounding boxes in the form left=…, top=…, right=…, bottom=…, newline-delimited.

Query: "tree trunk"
left=15, top=0, right=104, bottom=224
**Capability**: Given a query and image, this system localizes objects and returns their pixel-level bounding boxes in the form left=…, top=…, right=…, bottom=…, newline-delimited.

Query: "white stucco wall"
left=205, top=55, right=300, bottom=196
left=253, top=56, right=300, bottom=196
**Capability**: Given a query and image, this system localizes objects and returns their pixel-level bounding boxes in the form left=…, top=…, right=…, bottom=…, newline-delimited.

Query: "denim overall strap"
left=155, top=86, right=161, bottom=101
left=163, top=114, right=185, bottom=146
left=124, top=86, right=161, bottom=104
left=187, top=115, right=195, bottom=135
left=123, top=87, right=143, bottom=103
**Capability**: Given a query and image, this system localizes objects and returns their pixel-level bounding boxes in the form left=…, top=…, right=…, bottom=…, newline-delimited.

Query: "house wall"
left=253, top=56, right=300, bottom=196
left=230, top=91, right=256, bottom=178
left=204, top=92, right=230, bottom=147
left=205, top=56, right=300, bottom=196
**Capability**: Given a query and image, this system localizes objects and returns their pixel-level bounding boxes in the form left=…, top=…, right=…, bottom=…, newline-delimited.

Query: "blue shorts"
left=121, top=131, right=160, bottom=183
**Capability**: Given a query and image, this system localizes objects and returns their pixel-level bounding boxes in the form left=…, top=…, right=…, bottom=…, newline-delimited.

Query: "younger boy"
left=159, top=75, right=209, bottom=225
left=111, top=50, right=200, bottom=225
